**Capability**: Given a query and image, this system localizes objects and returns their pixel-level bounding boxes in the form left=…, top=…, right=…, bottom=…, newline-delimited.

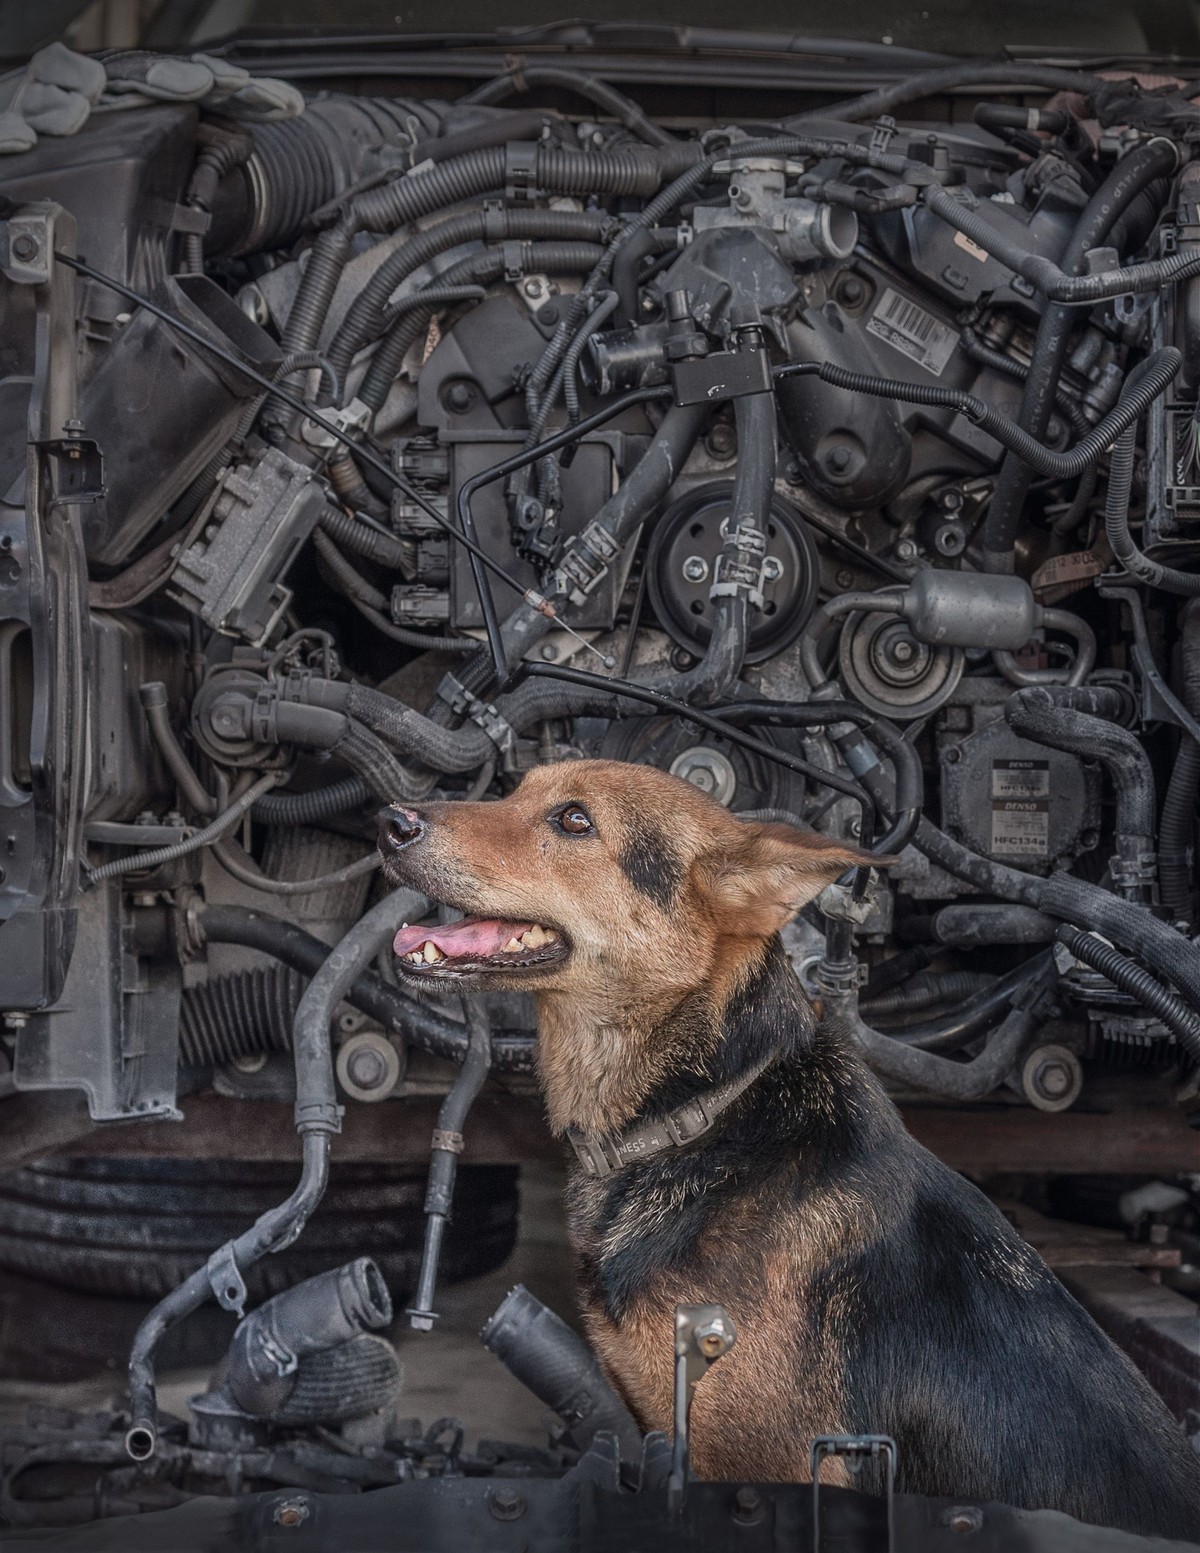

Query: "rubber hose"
left=802, top=63, right=1106, bottom=124
left=346, top=683, right=494, bottom=772
left=863, top=971, right=997, bottom=1017
left=125, top=1133, right=330, bottom=1462
left=563, top=289, right=621, bottom=423
left=959, top=328, right=1089, bottom=434
left=612, top=225, right=678, bottom=326
left=328, top=206, right=613, bottom=394
left=480, top=1284, right=644, bottom=1464
left=198, top=904, right=537, bottom=1072
left=822, top=969, right=1054, bottom=1099
left=319, top=505, right=409, bottom=569
left=1159, top=600, right=1200, bottom=920
left=359, top=241, right=604, bottom=411
left=893, top=954, right=1056, bottom=1054
left=1107, top=423, right=1200, bottom=595
left=332, top=718, right=428, bottom=804
left=285, top=141, right=669, bottom=356
left=225, top=1257, right=392, bottom=1416
left=802, top=349, right=1181, bottom=480
left=407, top=1001, right=492, bottom=1325
left=645, top=378, right=778, bottom=705
left=1056, top=924, right=1200, bottom=1055
left=978, top=137, right=1179, bottom=568
left=1004, top=686, right=1156, bottom=850
left=252, top=775, right=373, bottom=826
left=923, top=183, right=1198, bottom=305
left=281, top=672, right=495, bottom=773
left=915, top=814, right=1200, bottom=1027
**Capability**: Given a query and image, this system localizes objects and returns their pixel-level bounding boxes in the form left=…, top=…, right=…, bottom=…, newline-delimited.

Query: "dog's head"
left=378, top=759, right=870, bottom=1012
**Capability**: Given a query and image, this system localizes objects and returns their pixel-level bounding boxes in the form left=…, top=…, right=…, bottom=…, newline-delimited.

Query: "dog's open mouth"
left=392, top=917, right=568, bottom=977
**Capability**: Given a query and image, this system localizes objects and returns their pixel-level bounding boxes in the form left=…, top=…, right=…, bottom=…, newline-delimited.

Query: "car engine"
left=0, top=47, right=1198, bottom=1539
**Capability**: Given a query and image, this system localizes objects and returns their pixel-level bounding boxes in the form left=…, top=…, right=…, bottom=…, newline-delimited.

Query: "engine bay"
left=0, top=41, right=1199, bottom=1544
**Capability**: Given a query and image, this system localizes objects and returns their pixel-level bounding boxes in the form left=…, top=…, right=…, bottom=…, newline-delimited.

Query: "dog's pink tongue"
left=392, top=917, right=534, bottom=958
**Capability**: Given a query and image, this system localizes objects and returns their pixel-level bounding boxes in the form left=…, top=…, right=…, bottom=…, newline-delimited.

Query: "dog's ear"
left=700, top=822, right=883, bottom=937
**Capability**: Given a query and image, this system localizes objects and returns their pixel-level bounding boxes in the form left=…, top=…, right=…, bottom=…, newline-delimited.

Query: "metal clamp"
left=811, top=1434, right=896, bottom=1553
left=431, top=1127, right=464, bottom=1154
left=435, top=673, right=517, bottom=759
left=668, top=1303, right=737, bottom=1515
left=505, top=141, right=538, bottom=201
left=300, top=396, right=371, bottom=452
left=554, top=518, right=622, bottom=605
left=206, top=1241, right=248, bottom=1319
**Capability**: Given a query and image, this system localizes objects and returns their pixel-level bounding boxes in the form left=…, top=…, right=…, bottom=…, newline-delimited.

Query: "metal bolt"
left=1034, top=1059, right=1072, bottom=1099
left=825, top=446, right=852, bottom=473
left=731, top=1485, right=764, bottom=1524
left=895, top=537, right=919, bottom=562
left=346, top=1045, right=388, bottom=1090
left=489, top=1487, right=527, bottom=1521
left=273, top=1496, right=310, bottom=1528
left=835, top=568, right=854, bottom=589
left=762, top=556, right=783, bottom=582
left=693, top=1313, right=735, bottom=1357
left=888, top=638, right=917, bottom=665
left=522, top=278, right=541, bottom=298
left=682, top=555, right=709, bottom=584
left=944, top=746, right=961, bottom=764
left=838, top=275, right=866, bottom=306
left=446, top=382, right=473, bottom=413
left=11, top=233, right=37, bottom=261
left=705, top=423, right=737, bottom=459
left=540, top=643, right=557, bottom=661
left=942, top=1506, right=983, bottom=1535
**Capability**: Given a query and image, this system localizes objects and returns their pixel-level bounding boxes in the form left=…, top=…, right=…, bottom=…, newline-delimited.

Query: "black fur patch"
left=618, top=819, right=684, bottom=910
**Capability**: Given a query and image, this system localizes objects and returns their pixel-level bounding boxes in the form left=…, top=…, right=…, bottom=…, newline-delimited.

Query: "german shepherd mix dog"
left=379, top=760, right=1200, bottom=1538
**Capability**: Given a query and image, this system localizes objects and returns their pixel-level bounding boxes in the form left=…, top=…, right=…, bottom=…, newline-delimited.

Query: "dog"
left=378, top=759, right=1200, bottom=1537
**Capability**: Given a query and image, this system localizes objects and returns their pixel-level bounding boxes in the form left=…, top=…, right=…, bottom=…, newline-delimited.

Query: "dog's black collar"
left=566, top=1054, right=775, bottom=1180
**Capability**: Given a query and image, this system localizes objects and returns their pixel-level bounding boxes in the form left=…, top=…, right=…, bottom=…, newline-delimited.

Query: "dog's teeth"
left=504, top=936, right=523, bottom=952
left=543, top=928, right=559, bottom=943
left=525, top=925, right=547, bottom=948
left=422, top=941, right=443, bottom=963
left=405, top=950, right=423, bottom=964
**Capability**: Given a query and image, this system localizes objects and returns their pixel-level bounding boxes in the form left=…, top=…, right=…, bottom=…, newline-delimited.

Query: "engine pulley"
left=646, top=483, right=819, bottom=666
left=838, top=608, right=964, bottom=720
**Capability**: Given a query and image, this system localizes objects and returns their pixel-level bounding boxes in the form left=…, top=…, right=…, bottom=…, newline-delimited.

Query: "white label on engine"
left=990, top=759, right=1050, bottom=856
left=866, top=287, right=958, bottom=377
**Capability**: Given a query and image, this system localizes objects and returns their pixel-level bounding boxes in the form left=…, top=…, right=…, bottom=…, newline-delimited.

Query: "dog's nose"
left=378, top=806, right=425, bottom=853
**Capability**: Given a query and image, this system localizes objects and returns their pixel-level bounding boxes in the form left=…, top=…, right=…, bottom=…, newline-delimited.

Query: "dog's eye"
left=552, top=804, right=595, bottom=836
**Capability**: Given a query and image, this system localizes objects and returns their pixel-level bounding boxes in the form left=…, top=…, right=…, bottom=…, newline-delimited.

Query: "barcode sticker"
left=990, top=759, right=1050, bottom=856
left=866, top=287, right=958, bottom=377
